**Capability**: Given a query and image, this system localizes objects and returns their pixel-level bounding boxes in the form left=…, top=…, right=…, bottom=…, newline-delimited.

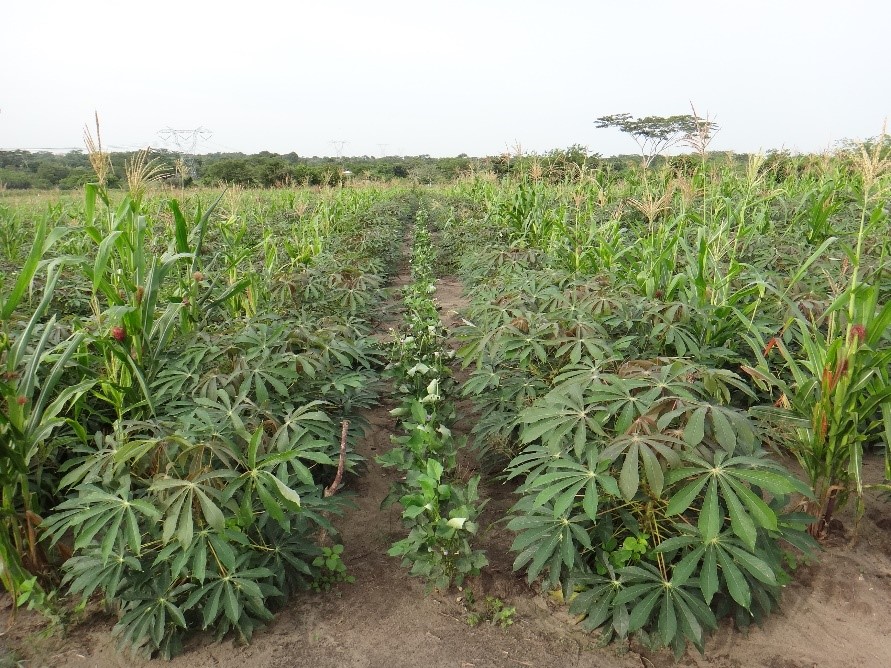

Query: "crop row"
left=1, top=182, right=413, bottom=656
left=379, top=207, right=487, bottom=590
left=443, top=155, right=890, bottom=656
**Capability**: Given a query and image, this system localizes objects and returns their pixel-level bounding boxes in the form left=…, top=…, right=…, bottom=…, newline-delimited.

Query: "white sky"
left=1, top=1, right=889, bottom=157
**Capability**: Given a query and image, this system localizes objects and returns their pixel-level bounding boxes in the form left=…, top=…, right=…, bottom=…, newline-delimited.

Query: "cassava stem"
left=324, top=419, right=350, bottom=498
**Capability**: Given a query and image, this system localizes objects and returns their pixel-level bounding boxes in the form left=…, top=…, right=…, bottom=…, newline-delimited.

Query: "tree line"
left=0, top=146, right=608, bottom=190
left=0, top=145, right=850, bottom=191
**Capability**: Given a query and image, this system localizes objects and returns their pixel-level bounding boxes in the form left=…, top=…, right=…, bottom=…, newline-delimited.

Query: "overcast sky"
left=1, top=1, right=889, bottom=157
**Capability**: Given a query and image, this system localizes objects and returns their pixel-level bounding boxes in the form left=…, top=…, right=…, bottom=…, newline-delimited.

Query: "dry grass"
left=853, top=120, right=890, bottom=199
left=682, top=103, right=718, bottom=158
left=628, top=179, right=676, bottom=224
left=83, top=112, right=112, bottom=186
left=125, top=148, right=171, bottom=201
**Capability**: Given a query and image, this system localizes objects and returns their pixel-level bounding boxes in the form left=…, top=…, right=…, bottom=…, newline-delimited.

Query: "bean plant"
left=380, top=207, right=487, bottom=590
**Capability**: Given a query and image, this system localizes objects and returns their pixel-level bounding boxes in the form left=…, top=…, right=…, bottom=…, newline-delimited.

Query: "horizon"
left=0, top=143, right=873, bottom=160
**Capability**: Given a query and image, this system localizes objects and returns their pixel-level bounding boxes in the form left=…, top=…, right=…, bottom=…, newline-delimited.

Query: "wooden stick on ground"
left=324, top=419, right=350, bottom=498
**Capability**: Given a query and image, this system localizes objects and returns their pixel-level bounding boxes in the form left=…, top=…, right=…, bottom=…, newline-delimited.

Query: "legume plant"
left=379, top=207, right=487, bottom=590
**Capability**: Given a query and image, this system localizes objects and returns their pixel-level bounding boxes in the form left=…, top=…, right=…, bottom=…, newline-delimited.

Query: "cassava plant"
left=504, top=358, right=815, bottom=657
left=26, top=178, right=405, bottom=656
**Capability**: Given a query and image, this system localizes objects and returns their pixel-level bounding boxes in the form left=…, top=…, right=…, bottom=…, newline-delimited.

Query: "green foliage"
left=381, top=207, right=487, bottom=591
left=0, top=220, right=86, bottom=601
left=0, top=149, right=480, bottom=190
left=745, top=276, right=891, bottom=534
left=600, top=535, right=649, bottom=573
left=14, top=575, right=75, bottom=632
left=41, top=375, right=350, bottom=658
left=311, top=544, right=355, bottom=592
left=463, top=590, right=516, bottom=628
left=0, top=648, right=22, bottom=668
left=388, top=459, right=488, bottom=591
left=494, top=351, right=815, bottom=656
left=2, top=142, right=890, bottom=663
left=0, top=185, right=412, bottom=656
left=449, top=162, right=880, bottom=656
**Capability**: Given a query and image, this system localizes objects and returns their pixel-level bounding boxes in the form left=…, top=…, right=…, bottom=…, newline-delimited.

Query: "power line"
left=1, top=139, right=170, bottom=153
left=201, top=138, right=241, bottom=154
left=0, top=146, right=83, bottom=152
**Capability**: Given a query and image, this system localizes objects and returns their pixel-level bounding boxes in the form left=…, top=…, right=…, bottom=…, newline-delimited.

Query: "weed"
left=311, top=545, right=355, bottom=592
left=461, top=590, right=516, bottom=628
left=0, top=648, right=24, bottom=668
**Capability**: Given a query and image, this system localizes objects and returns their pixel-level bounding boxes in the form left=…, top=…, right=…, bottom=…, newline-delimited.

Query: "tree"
left=595, top=112, right=718, bottom=167
left=202, top=157, right=257, bottom=186
left=36, top=161, right=69, bottom=187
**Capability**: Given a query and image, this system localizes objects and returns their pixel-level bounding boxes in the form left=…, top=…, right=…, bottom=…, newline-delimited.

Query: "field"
left=1, top=148, right=890, bottom=667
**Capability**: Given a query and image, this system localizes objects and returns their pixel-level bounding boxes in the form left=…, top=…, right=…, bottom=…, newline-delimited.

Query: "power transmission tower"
left=330, top=140, right=348, bottom=160
left=377, top=143, right=389, bottom=157
left=157, top=127, right=213, bottom=178
left=158, top=127, right=213, bottom=154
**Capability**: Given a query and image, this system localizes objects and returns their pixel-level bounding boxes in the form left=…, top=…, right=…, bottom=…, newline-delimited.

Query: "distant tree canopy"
left=1, top=135, right=866, bottom=190
left=0, top=150, right=99, bottom=189
left=0, top=149, right=486, bottom=189
left=595, top=113, right=719, bottom=167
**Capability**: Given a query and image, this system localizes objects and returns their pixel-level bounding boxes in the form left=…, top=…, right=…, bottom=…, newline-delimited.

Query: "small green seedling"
left=312, top=545, right=355, bottom=592
left=461, top=589, right=516, bottom=628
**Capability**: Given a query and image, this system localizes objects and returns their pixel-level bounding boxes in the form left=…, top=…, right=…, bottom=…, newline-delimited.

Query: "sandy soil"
left=3, top=262, right=891, bottom=668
